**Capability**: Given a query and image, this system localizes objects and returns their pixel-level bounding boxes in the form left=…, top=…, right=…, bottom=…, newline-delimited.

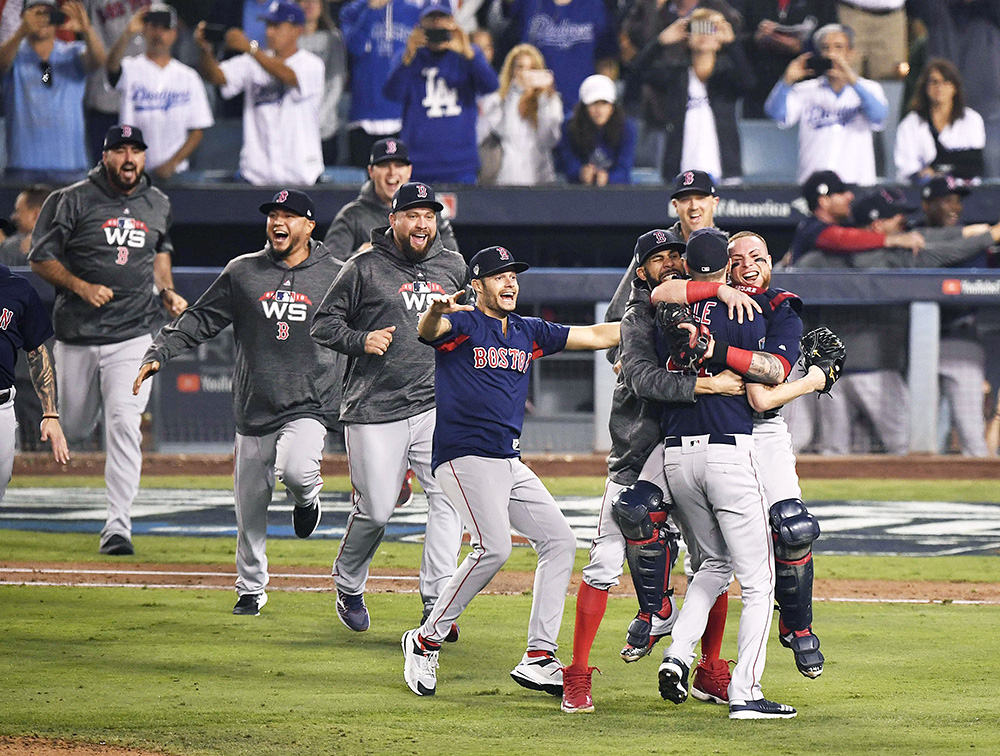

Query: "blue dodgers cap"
left=391, top=181, right=444, bottom=213
left=685, top=228, right=729, bottom=274
left=104, top=124, right=147, bottom=150
left=469, top=246, right=529, bottom=279
left=259, top=0, right=305, bottom=25
left=634, top=228, right=685, bottom=267
left=259, top=189, right=315, bottom=219
left=420, top=0, right=453, bottom=19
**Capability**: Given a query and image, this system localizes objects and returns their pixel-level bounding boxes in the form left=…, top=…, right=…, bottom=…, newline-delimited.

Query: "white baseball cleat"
left=510, top=651, right=564, bottom=696
left=402, top=628, right=439, bottom=696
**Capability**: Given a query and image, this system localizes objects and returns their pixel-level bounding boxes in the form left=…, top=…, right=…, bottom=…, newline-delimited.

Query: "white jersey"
left=894, top=108, right=985, bottom=180
left=220, top=48, right=325, bottom=186
left=117, top=55, right=214, bottom=172
left=778, top=76, right=887, bottom=186
left=681, top=68, right=723, bottom=181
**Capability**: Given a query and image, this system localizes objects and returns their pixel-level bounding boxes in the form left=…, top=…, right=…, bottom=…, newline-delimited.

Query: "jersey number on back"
left=422, top=68, right=462, bottom=118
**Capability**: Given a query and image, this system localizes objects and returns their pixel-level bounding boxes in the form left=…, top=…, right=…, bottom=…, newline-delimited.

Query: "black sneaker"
left=336, top=589, right=370, bottom=631
left=658, top=656, right=690, bottom=704
left=292, top=498, right=321, bottom=538
left=99, top=534, right=134, bottom=556
left=233, top=592, right=267, bottom=616
left=729, top=698, right=797, bottom=719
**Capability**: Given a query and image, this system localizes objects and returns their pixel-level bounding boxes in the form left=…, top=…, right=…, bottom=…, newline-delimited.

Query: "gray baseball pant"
left=54, top=335, right=152, bottom=547
left=818, top=370, right=909, bottom=454
left=0, top=386, right=16, bottom=502
left=335, top=408, right=462, bottom=611
left=420, top=456, right=577, bottom=652
left=938, top=338, right=988, bottom=457
left=234, top=417, right=326, bottom=595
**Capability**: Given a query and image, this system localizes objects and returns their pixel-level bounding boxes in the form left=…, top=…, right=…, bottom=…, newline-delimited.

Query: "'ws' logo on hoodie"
left=259, top=289, right=313, bottom=321
left=398, top=280, right=445, bottom=312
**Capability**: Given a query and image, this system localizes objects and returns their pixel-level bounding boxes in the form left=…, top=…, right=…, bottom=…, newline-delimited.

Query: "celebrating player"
left=29, top=124, right=186, bottom=556
left=133, top=190, right=344, bottom=616
left=401, top=245, right=620, bottom=697
left=311, top=181, right=466, bottom=633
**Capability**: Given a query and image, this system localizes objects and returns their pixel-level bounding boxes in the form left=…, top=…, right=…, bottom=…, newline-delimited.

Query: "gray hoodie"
left=322, top=180, right=458, bottom=261
left=29, top=165, right=174, bottom=345
left=143, top=241, right=344, bottom=436
left=311, top=226, right=468, bottom=424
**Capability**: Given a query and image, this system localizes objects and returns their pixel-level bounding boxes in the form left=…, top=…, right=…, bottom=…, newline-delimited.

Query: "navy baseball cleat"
left=99, top=534, right=134, bottom=556
left=729, top=698, right=797, bottom=719
left=658, top=656, right=690, bottom=704
left=780, top=627, right=824, bottom=678
left=292, top=497, right=322, bottom=538
left=336, top=589, right=370, bottom=631
left=233, top=591, right=267, bottom=616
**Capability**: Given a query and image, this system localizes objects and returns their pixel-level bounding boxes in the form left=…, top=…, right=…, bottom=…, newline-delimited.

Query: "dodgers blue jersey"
left=424, top=308, right=569, bottom=471
left=0, top=266, right=54, bottom=389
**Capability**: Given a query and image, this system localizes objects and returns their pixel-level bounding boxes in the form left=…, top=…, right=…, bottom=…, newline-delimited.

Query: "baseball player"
left=133, top=189, right=343, bottom=616
left=561, top=229, right=749, bottom=714
left=401, top=245, right=620, bottom=697
left=28, top=124, right=186, bottom=556
left=311, top=181, right=466, bottom=634
left=0, top=263, right=70, bottom=500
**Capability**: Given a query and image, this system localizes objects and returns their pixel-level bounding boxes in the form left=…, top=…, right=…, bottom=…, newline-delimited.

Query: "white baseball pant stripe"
left=234, top=417, right=326, bottom=595
left=335, top=408, right=462, bottom=610
left=54, top=335, right=152, bottom=547
left=662, top=435, right=775, bottom=703
left=0, top=386, right=17, bottom=502
left=420, top=456, right=577, bottom=651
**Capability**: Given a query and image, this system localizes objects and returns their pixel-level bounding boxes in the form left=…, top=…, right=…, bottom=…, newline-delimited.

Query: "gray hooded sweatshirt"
left=311, top=225, right=468, bottom=425
left=322, top=180, right=458, bottom=261
left=143, top=240, right=344, bottom=436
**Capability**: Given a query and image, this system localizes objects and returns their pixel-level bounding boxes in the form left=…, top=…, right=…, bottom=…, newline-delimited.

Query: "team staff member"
left=322, top=138, right=458, bottom=262
left=0, top=263, right=70, bottom=501
left=134, top=190, right=343, bottom=616
left=29, top=124, right=185, bottom=556
left=311, top=181, right=466, bottom=634
left=402, top=246, right=621, bottom=698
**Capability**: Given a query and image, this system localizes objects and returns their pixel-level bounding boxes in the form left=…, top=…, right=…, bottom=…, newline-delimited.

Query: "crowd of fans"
left=1, top=0, right=999, bottom=187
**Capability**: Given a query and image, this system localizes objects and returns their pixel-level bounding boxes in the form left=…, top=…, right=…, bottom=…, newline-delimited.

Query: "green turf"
left=0, top=587, right=996, bottom=756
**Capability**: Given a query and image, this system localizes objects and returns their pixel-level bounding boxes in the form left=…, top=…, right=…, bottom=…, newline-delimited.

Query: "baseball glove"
left=656, top=302, right=711, bottom=371
left=800, top=326, right=846, bottom=394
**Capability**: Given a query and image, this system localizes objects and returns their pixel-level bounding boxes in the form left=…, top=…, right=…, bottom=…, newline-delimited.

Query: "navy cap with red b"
left=671, top=170, right=717, bottom=200
left=635, top=228, right=685, bottom=267
left=104, top=124, right=147, bottom=151
left=469, top=246, right=529, bottom=280
left=370, top=138, right=411, bottom=166
left=259, top=189, right=315, bottom=219
left=392, top=182, right=444, bottom=213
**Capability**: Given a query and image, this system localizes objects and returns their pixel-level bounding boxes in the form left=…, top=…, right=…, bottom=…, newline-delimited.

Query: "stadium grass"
left=0, top=586, right=996, bottom=756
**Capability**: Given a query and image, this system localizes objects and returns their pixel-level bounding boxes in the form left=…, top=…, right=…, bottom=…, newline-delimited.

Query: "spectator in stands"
left=0, top=0, right=106, bottom=183
left=340, top=0, right=421, bottom=167
left=107, top=5, right=214, bottom=182
left=632, top=6, right=748, bottom=182
left=558, top=74, right=636, bottom=185
left=765, top=23, right=887, bottom=186
left=476, top=43, right=562, bottom=185
left=322, top=137, right=458, bottom=260
left=469, top=27, right=493, bottom=65
left=741, top=0, right=835, bottom=119
left=297, top=0, right=347, bottom=166
left=195, top=1, right=325, bottom=186
left=909, top=0, right=1000, bottom=178
left=834, top=0, right=905, bottom=80
left=384, top=2, right=498, bottom=185
left=895, top=58, right=984, bottom=184
left=83, top=0, right=152, bottom=164
left=502, top=0, right=614, bottom=110
left=0, top=183, right=48, bottom=266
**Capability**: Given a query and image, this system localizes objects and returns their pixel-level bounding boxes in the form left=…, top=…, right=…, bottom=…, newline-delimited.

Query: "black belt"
left=752, top=409, right=780, bottom=421
left=0, top=388, right=11, bottom=403
left=664, top=434, right=736, bottom=447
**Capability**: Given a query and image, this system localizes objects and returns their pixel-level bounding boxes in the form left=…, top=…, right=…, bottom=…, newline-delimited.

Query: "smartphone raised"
left=522, top=69, right=554, bottom=90
left=202, top=23, right=228, bottom=43
left=806, top=54, right=833, bottom=74
left=424, top=27, right=452, bottom=45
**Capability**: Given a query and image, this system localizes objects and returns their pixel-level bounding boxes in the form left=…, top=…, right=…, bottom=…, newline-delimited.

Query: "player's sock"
left=700, top=592, right=728, bottom=662
left=567, top=582, right=609, bottom=672
left=417, top=633, right=441, bottom=651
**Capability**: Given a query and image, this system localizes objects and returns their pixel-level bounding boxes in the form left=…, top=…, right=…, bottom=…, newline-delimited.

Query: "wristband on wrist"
left=249, top=40, right=259, bottom=54
left=42, top=414, right=59, bottom=419
left=705, top=339, right=730, bottom=372
left=686, top=281, right=723, bottom=302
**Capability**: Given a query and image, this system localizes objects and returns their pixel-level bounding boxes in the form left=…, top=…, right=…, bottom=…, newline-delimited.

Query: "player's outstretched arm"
left=649, top=280, right=760, bottom=323
left=26, top=345, right=69, bottom=464
left=745, top=366, right=825, bottom=412
left=133, top=360, right=161, bottom=396
left=417, top=291, right=473, bottom=342
left=564, top=322, right=620, bottom=351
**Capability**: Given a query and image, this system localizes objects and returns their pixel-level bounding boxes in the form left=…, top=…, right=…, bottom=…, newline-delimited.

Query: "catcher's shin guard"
left=770, top=499, right=820, bottom=632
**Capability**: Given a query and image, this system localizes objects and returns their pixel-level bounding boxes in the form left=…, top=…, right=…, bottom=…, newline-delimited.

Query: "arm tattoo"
left=26, top=345, right=58, bottom=415
left=745, top=351, right=787, bottom=385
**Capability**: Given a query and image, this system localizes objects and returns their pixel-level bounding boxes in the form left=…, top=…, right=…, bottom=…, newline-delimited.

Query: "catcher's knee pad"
left=770, top=498, right=820, bottom=632
left=612, top=482, right=679, bottom=619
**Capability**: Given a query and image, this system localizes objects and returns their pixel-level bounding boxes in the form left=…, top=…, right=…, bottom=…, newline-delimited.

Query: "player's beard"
left=107, top=162, right=141, bottom=193
left=397, top=231, right=435, bottom=262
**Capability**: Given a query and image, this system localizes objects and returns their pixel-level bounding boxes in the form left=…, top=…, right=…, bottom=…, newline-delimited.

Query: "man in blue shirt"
left=401, top=245, right=619, bottom=697
left=0, top=0, right=107, bottom=182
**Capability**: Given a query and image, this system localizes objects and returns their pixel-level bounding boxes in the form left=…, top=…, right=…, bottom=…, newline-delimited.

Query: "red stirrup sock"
left=700, top=592, right=729, bottom=662
left=568, top=582, right=609, bottom=671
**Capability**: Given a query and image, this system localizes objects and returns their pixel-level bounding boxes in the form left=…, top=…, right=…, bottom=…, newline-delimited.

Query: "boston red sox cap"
left=469, top=246, right=529, bottom=279
left=850, top=187, right=918, bottom=226
left=259, top=189, right=316, bottom=219
left=671, top=170, right=717, bottom=200
left=370, top=138, right=411, bottom=166
left=392, top=181, right=444, bottom=213
left=104, top=124, right=147, bottom=151
left=685, top=228, right=729, bottom=274
left=635, top=228, right=685, bottom=267
left=922, top=174, right=971, bottom=201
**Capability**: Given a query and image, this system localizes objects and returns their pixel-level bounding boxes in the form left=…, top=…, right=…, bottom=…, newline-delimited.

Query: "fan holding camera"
left=764, top=23, right=888, bottom=187
left=0, top=0, right=106, bottom=183
left=383, top=1, right=498, bottom=185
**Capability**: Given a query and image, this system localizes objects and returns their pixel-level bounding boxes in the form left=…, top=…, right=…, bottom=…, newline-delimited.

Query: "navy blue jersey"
left=423, top=308, right=570, bottom=471
left=737, top=285, right=804, bottom=375
left=789, top=215, right=829, bottom=263
left=0, top=265, right=54, bottom=389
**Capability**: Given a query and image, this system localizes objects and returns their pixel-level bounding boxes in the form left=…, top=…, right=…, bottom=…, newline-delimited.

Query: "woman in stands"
left=297, top=0, right=348, bottom=166
left=895, top=58, right=985, bottom=183
left=558, top=74, right=636, bottom=186
left=477, top=44, right=564, bottom=186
